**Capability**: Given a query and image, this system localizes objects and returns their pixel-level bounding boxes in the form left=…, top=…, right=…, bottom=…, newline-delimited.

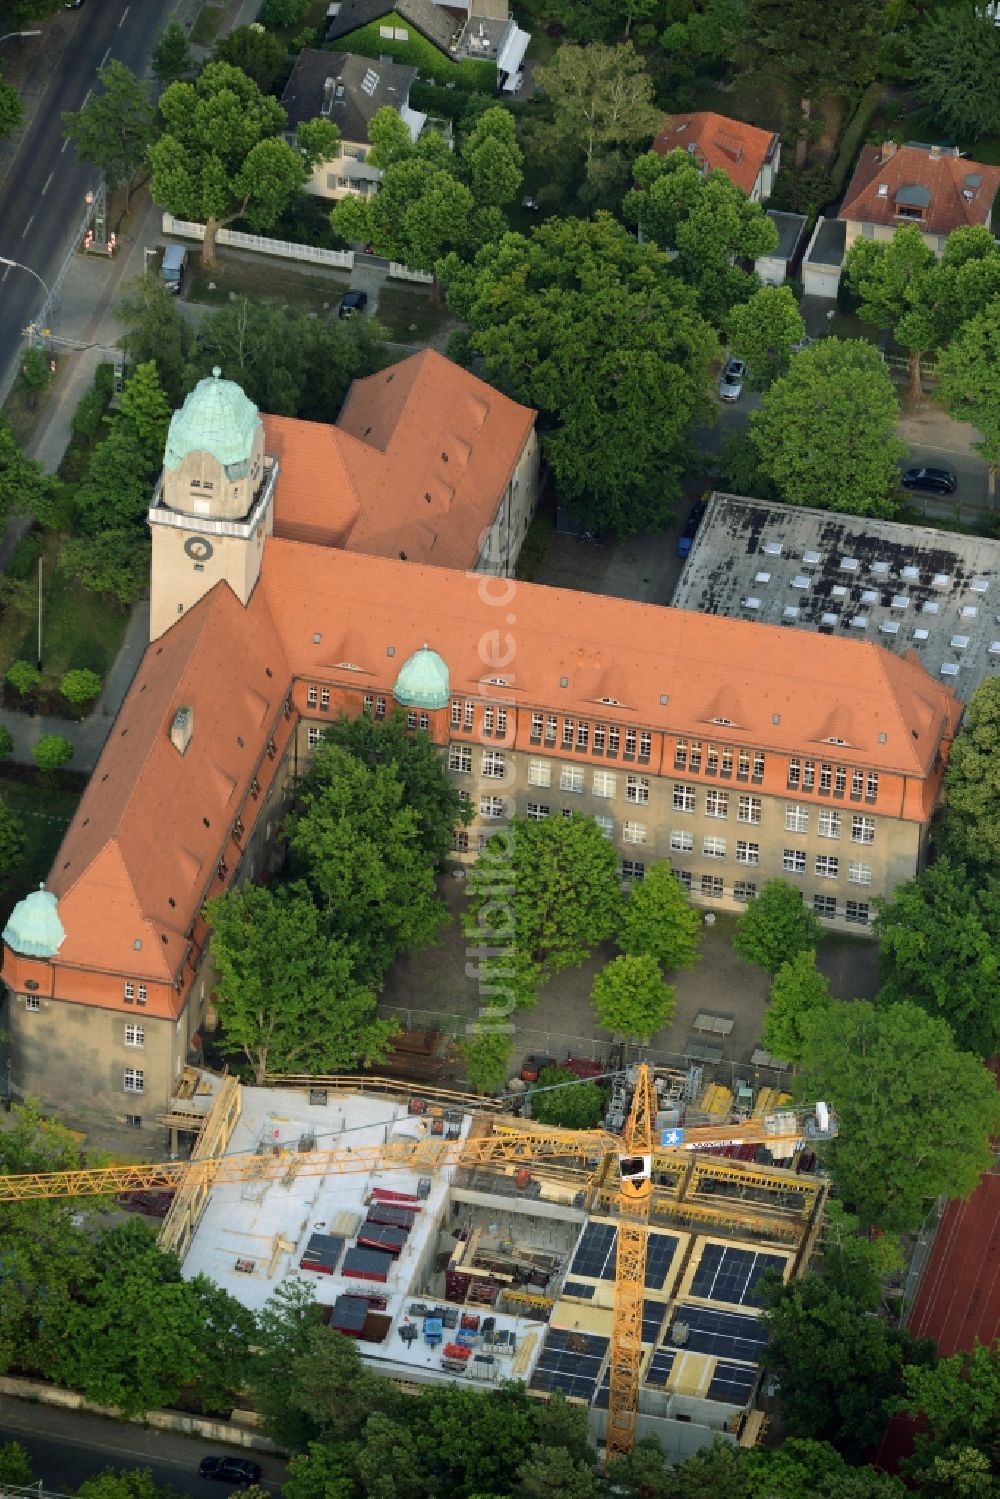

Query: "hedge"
left=409, top=79, right=495, bottom=127
left=332, top=16, right=497, bottom=91
left=828, top=81, right=883, bottom=200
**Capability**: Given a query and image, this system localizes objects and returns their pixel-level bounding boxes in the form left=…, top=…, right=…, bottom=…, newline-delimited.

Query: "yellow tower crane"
left=0, top=1069, right=836, bottom=1466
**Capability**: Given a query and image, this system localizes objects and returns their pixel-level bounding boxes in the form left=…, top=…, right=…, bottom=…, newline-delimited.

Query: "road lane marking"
left=0, top=1415, right=284, bottom=1487
left=1, top=267, right=9, bottom=283
left=61, top=137, right=70, bottom=153
left=21, top=215, right=34, bottom=239
left=82, top=88, right=92, bottom=107
left=119, top=5, right=129, bottom=23
left=42, top=173, right=53, bottom=195
left=100, top=46, right=110, bottom=66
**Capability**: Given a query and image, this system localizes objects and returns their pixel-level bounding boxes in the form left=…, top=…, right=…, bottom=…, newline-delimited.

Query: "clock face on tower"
left=184, top=535, right=214, bottom=562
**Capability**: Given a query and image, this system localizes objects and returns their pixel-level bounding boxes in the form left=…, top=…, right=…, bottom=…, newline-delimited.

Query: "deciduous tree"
left=874, top=860, right=1000, bottom=1057
left=619, top=859, right=701, bottom=970
left=531, top=1066, right=605, bottom=1129
left=59, top=530, right=149, bottom=606
left=5, top=659, right=39, bottom=695
left=938, top=677, right=1000, bottom=872
left=0, top=79, right=24, bottom=141
left=62, top=62, right=155, bottom=212
left=213, top=25, right=290, bottom=95
left=60, top=668, right=102, bottom=707
left=117, top=273, right=193, bottom=409
left=909, top=5, right=1000, bottom=143
left=936, top=299, right=1000, bottom=498
left=591, top=953, right=676, bottom=1042
left=763, top=948, right=830, bottom=1064
left=461, top=1029, right=513, bottom=1094
left=31, top=734, right=73, bottom=774
left=0, top=799, right=26, bottom=884
left=440, top=215, right=717, bottom=534
left=748, top=339, right=905, bottom=517
left=116, top=360, right=172, bottom=474
left=151, top=19, right=194, bottom=87
left=898, top=1343, right=1000, bottom=1484
left=206, top=882, right=394, bottom=1082
left=797, top=1000, right=1000, bottom=1230
left=0, top=416, right=46, bottom=521
left=845, top=225, right=938, bottom=399
left=732, top=878, right=823, bottom=972
left=247, top=1281, right=327, bottom=1450
left=726, top=285, right=806, bottom=389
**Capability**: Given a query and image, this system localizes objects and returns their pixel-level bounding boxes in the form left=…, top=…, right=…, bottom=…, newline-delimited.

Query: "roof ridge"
left=867, top=640, right=950, bottom=776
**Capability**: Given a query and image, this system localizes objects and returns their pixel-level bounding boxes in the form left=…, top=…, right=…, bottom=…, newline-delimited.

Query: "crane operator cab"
left=618, top=1152, right=653, bottom=1203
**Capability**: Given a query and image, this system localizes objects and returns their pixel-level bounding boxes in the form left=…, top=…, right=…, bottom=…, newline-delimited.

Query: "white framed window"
left=785, top=804, right=809, bottom=833
left=307, top=686, right=318, bottom=708
left=848, top=860, right=872, bottom=886
left=480, top=795, right=506, bottom=820
left=451, top=700, right=462, bottom=728
left=123, top=981, right=134, bottom=1001
left=137, top=984, right=147, bottom=1006
left=670, top=829, right=693, bottom=852
left=735, top=841, right=759, bottom=865
left=706, top=744, right=719, bottom=774
left=818, top=810, right=841, bottom=839
left=674, top=739, right=687, bottom=769
left=530, top=711, right=543, bottom=741
left=593, top=724, right=606, bottom=753
left=625, top=729, right=637, bottom=758
left=449, top=745, right=471, bottom=773
left=788, top=758, right=801, bottom=789
left=783, top=849, right=806, bottom=873
left=528, top=759, right=551, bottom=788
left=626, top=774, right=649, bottom=804
left=813, top=894, right=837, bottom=919
left=560, top=766, right=584, bottom=793
left=593, top=815, right=614, bottom=839
left=25, top=995, right=40, bottom=1012
left=406, top=711, right=418, bottom=729
left=701, top=874, right=724, bottom=899
left=608, top=726, right=620, bottom=755
left=307, top=726, right=322, bottom=747
left=852, top=768, right=864, bottom=797
left=593, top=770, right=617, bottom=798
left=721, top=746, right=733, bottom=776
left=835, top=766, right=847, bottom=795
left=802, top=759, right=816, bottom=791
left=733, top=880, right=757, bottom=903
left=846, top=900, right=870, bottom=925
left=866, top=772, right=879, bottom=802
left=454, top=829, right=469, bottom=852
left=561, top=807, right=575, bottom=819
left=623, top=820, right=647, bottom=845
left=703, top=835, right=726, bottom=859
left=463, top=700, right=474, bottom=730
left=705, top=789, right=728, bottom=819
left=562, top=719, right=574, bottom=748
left=673, top=783, right=695, bottom=813
left=496, top=707, right=508, bottom=738
left=481, top=751, right=505, bottom=778
left=419, top=712, right=429, bottom=731
left=819, top=763, right=832, bottom=793
left=124, top=1114, right=142, bottom=1128
left=124, top=1068, right=144, bottom=1094
left=639, top=731, right=651, bottom=761
left=737, top=749, right=750, bottom=780
left=851, top=815, right=875, bottom=844
left=546, top=715, right=557, bottom=744
left=526, top=802, right=549, bottom=820
left=375, top=696, right=386, bottom=719
left=738, top=795, right=762, bottom=824
left=364, top=694, right=374, bottom=715
left=125, top=1024, right=144, bottom=1048
left=321, top=689, right=330, bottom=710
left=815, top=855, right=839, bottom=879
left=689, top=740, right=702, bottom=771
left=576, top=721, right=589, bottom=750
left=622, top=859, right=646, bottom=883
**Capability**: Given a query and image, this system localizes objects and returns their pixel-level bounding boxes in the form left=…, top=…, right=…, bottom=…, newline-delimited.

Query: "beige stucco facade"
left=473, top=427, right=540, bottom=575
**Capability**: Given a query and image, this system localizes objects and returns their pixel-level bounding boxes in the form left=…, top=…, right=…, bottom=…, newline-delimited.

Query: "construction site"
left=140, top=1063, right=831, bottom=1463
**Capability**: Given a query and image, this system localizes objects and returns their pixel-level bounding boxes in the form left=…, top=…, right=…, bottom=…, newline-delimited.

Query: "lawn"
left=376, top=285, right=457, bottom=344
left=188, top=252, right=352, bottom=312
left=189, top=3, right=225, bottom=46
left=0, top=769, right=83, bottom=928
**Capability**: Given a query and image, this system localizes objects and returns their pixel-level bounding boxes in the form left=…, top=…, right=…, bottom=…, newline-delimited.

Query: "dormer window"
left=894, top=184, right=931, bottom=220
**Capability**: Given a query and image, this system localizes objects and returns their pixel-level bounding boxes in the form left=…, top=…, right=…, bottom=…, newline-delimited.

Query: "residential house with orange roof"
left=840, top=141, right=1000, bottom=254
left=1, top=367, right=959, bottom=1138
left=652, top=112, right=781, bottom=202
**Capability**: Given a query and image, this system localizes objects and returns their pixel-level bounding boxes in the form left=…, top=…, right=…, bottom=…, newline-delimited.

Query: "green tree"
left=909, top=5, right=1000, bottom=143
left=0, top=797, right=24, bottom=885
left=287, top=743, right=447, bottom=984
left=117, top=273, right=193, bottom=409
left=591, top=953, right=676, bottom=1042
left=117, top=360, right=172, bottom=474
left=0, top=416, right=46, bottom=521
left=283, top=1443, right=355, bottom=1499
left=464, top=812, right=621, bottom=990
left=938, top=677, right=1000, bottom=871
left=732, top=878, right=823, bottom=972
left=18, top=347, right=51, bottom=410
left=0, top=724, right=13, bottom=758
left=31, top=734, right=74, bottom=774
left=460, top=1029, right=513, bottom=1094
left=0, top=79, right=24, bottom=141
left=461, top=106, right=524, bottom=210
left=910, top=1446, right=994, bottom=1499
left=213, top=25, right=290, bottom=94
left=280, top=1322, right=397, bottom=1445
left=355, top=1412, right=425, bottom=1499
left=59, top=529, right=149, bottom=606
left=440, top=215, right=717, bottom=535
left=247, top=1280, right=327, bottom=1449
left=75, top=1471, right=174, bottom=1499
left=205, top=882, right=393, bottom=1082
left=898, top=1343, right=1000, bottom=1483
left=763, top=949, right=831, bottom=1064
left=404, top=1383, right=538, bottom=1497
left=150, top=63, right=336, bottom=266
left=258, top=0, right=309, bottom=25
left=760, top=1272, right=923, bottom=1458
left=619, top=859, right=701, bottom=970
left=873, top=860, right=1000, bottom=1057
left=72, top=422, right=151, bottom=536
left=748, top=338, right=905, bottom=517
left=62, top=62, right=155, bottom=213
left=0, top=1443, right=35, bottom=1488
left=820, top=1200, right=904, bottom=1307
left=624, top=150, right=778, bottom=323
left=60, top=667, right=102, bottom=707
left=531, top=1066, right=605, bottom=1129
left=744, top=1437, right=906, bottom=1497
left=798, top=1000, right=1000, bottom=1230
left=516, top=1444, right=598, bottom=1499
left=6, top=658, right=39, bottom=695
left=334, top=152, right=476, bottom=279
left=738, top=0, right=885, bottom=166
left=727, top=285, right=807, bottom=390
left=151, top=19, right=194, bottom=86
left=844, top=225, right=938, bottom=399
left=936, top=299, right=1000, bottom=499
left=325, top=709, right=471, bottom=867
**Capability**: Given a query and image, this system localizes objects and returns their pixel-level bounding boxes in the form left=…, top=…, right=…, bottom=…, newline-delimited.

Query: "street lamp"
left=0, top=254, right=53, bottom=335
left=0, top=31, right=42, bottom=44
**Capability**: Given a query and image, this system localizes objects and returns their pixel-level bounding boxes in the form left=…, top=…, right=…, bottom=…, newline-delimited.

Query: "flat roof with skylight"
left=673, top=494, right=1000, bottom=693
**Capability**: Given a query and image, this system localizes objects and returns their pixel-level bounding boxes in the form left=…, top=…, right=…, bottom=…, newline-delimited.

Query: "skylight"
left=840, top=558, right=859, bottom=572
left=763, top=541, right=783, bottom=556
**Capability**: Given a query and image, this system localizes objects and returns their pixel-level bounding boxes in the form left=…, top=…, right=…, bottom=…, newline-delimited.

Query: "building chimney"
left=170, top=706, right=194, bottom=755
left=929, top=143, right=941, bottom=160
left=322, top=76, right=334, bottom=116
left=881, top=140, right=897, bottom=161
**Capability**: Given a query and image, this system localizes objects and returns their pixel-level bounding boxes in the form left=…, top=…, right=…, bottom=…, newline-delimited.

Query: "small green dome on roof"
left=3, top=885, right=65, bottom=959
left=393, top=644, right=450, bottom=711
left=163, top=367, right=261, bottom=472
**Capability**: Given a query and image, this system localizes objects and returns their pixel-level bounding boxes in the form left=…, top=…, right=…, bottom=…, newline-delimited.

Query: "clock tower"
left=148, top=368, right=278, bottom=642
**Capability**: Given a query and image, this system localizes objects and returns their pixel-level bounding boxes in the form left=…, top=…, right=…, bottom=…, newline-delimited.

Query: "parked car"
left=718, top=357, right=746, bottom=402
left=677, top=499, right=707, bottom=560
left=338, top=290, right=368, bottom=319
left=198, top=1458, right=262, bottom=1487
left=901, top=466, right=957, bottom=495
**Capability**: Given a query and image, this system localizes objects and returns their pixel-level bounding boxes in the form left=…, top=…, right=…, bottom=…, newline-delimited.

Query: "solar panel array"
left=562, top=1280, right=596, bottom=1300
left=530, top=1328, right=609, bottom=1403
left=668, top=1304, right=768, bottom=1362
left=569, top=1223, right=678, bottom=1290
left=644, top=1348, right=677, bottom=1388
left=643, top=1299, right=667, bottom=1343
left=688, top=1244, right=786, bottom=1307
left=707, top=1360, right=758, bottom=1405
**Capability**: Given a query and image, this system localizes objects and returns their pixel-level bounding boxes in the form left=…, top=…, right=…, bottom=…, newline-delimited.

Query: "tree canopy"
left=151, top=18, right=194, bottom=86
left=909, top=5, right=1000, bottom=143
left=936, top=299, right=1000, bottom=498
left=898, top=1342, right=1000, bottom=1487
left=938, top=676, right=1000, bottom=873
left=732, top=878, right=823, bottom=972
left=61, top=61, right=155, bottom=212
left=440, top=214, right=717, bottom=534
left=531, top=1066, right=605, bottom=1129
left=748, top=338, right=905, bottom=517
left=619, top=859, right=701, bottom=970
left=762, top=949, right=830, bottom=1065
left=797, top=999, right=1000, bottom=1230
left=591, top=953, right=677, bottom=1042
left=726, top=285, right=806, bottom=390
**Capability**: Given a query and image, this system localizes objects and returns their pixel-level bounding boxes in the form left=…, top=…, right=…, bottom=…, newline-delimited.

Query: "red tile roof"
left=841, top=143, right=1000, bottom=237
left=652, top=111, right=778, bottom=197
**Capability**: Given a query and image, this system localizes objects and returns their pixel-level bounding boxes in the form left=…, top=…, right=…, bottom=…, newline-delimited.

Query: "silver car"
left=719, top=357, right=746, bottom=402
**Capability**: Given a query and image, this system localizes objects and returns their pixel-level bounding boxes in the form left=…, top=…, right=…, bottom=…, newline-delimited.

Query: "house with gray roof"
left=324, top=0, right=530, bottom=92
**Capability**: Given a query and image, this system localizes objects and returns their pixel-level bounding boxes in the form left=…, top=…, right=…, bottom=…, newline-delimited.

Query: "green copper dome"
left=3, top=885, right=65, bottom=959
left=393, top=645, right=450, bottom=711
left=163, top=367, right=260, bottom=474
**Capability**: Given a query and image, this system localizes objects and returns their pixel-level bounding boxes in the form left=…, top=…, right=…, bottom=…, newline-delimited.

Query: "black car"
left=338, top=290, right=368, bottom=319
left=901, top=466, right=957, bottom=495
left=199, top=1457, right=262, bottom=1487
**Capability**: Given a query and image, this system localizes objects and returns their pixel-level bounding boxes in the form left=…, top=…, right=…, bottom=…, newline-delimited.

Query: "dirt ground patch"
left=187, top=251, right=352, bottom=312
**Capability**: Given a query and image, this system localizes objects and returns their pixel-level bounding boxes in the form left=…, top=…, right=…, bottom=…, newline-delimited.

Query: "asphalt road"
left=0, top=0, right=165, bottom=387
left=0, top=1401, right=287, bottom=1497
